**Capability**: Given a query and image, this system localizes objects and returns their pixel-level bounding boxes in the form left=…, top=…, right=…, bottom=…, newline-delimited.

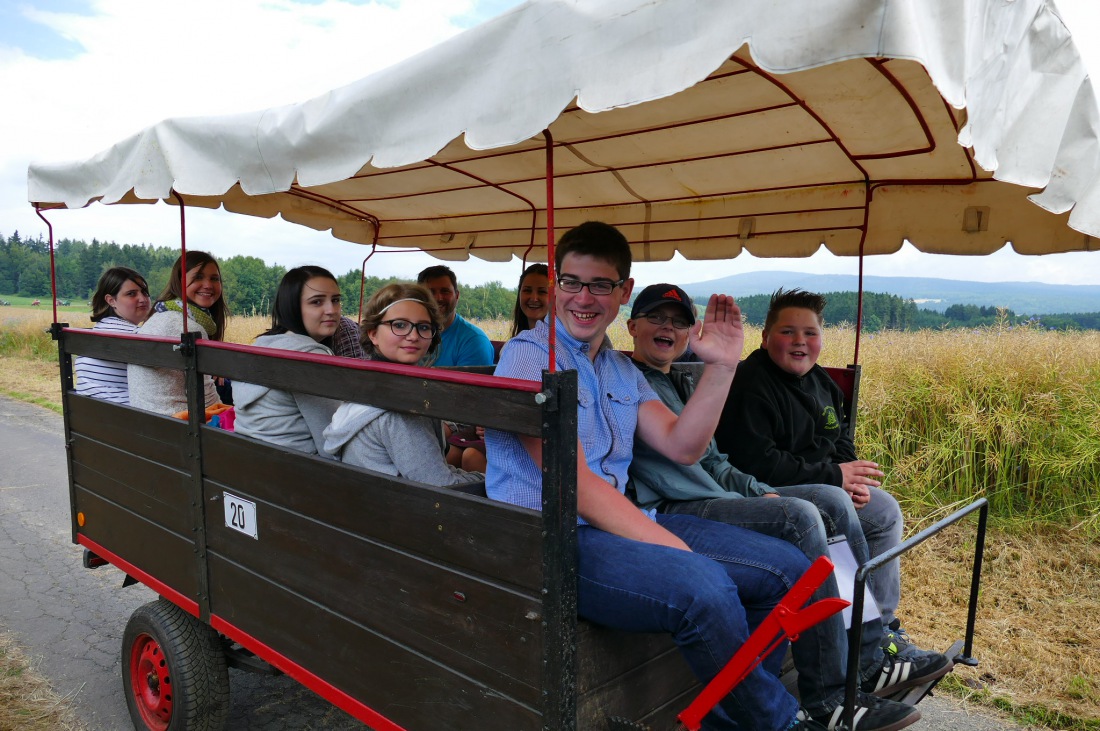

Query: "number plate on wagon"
left=223, top=492, right=258, bottom=539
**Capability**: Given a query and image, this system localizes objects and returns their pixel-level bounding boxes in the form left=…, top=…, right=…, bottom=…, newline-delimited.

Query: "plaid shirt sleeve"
left=332, top=316, right=366, bottom=359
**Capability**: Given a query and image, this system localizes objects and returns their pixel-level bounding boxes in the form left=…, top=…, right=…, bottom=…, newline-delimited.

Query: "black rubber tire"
left=121, top=598, right=230, bottom=731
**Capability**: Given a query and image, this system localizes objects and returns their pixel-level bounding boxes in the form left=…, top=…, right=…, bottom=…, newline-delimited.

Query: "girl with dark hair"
left=129, top=251, right=228, bottom=415
left=509, top=263, right=550, bottom=337
left=323, top=283, right=484, bottom=487
left=74, top=267, right=150, bottom=404
left=233, top=266, right=343, bottom=455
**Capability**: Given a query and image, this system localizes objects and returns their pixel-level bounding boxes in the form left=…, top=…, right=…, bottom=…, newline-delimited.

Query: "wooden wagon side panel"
left=576, top=622, right=701, bottom=729
left=66, top=395, right=199, bottom=602
left=202, top=428, right=547, bottom=729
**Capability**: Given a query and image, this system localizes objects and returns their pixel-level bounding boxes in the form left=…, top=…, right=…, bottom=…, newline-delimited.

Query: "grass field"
left=2, top=305, right=1099, bottom=728
left=0, top=633, right=85, bottom=731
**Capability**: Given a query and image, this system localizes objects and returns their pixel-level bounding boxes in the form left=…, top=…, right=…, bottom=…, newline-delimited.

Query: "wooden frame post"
left=539, top=368, right=578, bottom=730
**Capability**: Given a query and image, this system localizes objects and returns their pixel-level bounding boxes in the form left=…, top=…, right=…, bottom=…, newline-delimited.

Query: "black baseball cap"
left=630, top=283, right=695, bottom=324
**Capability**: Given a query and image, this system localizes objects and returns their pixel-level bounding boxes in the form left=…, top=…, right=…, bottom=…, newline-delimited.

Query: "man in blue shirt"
left=485, top=222, right=919, bottom=731
left=417, top=265, right=495, bottom=366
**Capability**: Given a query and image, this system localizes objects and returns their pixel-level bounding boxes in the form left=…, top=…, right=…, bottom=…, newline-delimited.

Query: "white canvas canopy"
left=26, top=0, right=1100, bottom=263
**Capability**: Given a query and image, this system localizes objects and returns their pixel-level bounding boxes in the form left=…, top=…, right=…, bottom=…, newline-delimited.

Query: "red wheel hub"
left=129, top=632, right=172, bottom=730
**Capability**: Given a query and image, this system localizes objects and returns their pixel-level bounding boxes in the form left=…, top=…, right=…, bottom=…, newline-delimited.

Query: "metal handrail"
left=842, top=498, right=989, bottom=728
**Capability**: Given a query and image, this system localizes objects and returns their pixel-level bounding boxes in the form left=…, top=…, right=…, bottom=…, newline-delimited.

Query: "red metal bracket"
left=678, top=555, right=849, bottom=730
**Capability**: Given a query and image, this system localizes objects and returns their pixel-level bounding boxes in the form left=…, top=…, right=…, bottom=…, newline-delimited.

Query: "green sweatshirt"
left=627, top=360, right=776, bottom=511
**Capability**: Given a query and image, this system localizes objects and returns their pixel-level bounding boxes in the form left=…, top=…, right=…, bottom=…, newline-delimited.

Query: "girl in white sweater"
left=128, top=251, right=228, bottom=415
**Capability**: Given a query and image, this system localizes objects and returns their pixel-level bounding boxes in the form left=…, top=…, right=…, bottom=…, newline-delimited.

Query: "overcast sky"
left=4, top=0, right=1100, bottom=289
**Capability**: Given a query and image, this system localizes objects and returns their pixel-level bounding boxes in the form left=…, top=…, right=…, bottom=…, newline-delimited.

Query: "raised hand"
left=687, top=294, right=744, bottom=369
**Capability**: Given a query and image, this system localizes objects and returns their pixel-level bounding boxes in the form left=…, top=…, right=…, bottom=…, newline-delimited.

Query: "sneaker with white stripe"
left=803, top=691, right=919, bottom=731
left=862, top=650, right=952, bottom=697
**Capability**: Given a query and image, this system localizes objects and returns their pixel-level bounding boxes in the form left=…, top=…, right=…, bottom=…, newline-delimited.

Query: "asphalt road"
left=0, top=395, right=1029, bottom=731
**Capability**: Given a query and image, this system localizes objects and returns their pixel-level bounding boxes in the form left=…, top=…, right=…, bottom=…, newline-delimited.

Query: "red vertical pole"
left=359, top=244, right=377, bottom=323
left=854, top=247, right=864, bottom=366
left=171, top=191, right=190, bottom=334
left=35, top=207, right=59, bottom=324
left=544, top=130, right=556, bottom=374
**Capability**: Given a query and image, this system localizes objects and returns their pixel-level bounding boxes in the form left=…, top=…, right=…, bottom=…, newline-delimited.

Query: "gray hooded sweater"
left=324, top=402, right=484, bottom=487
left=233, top=332, right=341, bottom=456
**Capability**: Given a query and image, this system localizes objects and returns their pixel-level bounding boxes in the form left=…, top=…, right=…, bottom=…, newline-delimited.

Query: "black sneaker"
left=862, top=649, right=952, bottom=697
left=789, top=710, right=829, bottom=730
left=808, top=692, right=919, bottom=731
left=881, top=618, right=914, bottom=658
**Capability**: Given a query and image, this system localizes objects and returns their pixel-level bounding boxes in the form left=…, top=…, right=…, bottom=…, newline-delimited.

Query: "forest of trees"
left=731, top=290, right=1100, bottom=331
left=4, top=231, right=1100, bottom=330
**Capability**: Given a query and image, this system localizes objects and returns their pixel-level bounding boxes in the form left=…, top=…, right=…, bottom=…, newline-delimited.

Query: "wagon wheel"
left=122, top=599, right=230, bottom=731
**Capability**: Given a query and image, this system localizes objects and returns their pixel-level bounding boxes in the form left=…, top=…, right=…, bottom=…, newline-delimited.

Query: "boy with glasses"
left=485, top=221, right=919, bottom=731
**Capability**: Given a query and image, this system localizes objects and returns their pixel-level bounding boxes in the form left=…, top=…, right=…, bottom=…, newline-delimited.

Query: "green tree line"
left=732, top=291, right=1100, bottom=331
left=0, top=232, right=520, bottom=320
left=6, top=231, right=1098, bottom=328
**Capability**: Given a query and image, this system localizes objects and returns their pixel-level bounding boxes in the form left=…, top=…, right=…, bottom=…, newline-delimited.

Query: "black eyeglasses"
left=643, top=312, right=692, bottom=330
left=380, top=319, right=438, bottom=339
left=557, top=277, right=624, bottom=296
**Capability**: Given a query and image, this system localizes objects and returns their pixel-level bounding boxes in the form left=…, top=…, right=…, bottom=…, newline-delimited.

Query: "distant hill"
left=677, top=272, right=1100, bottom=315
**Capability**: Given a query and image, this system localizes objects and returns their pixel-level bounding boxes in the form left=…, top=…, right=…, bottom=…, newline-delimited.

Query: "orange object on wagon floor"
left=171, top=402, right=235, bottom=426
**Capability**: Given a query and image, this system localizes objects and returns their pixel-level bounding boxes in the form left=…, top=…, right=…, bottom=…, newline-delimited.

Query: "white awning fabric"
left=27, top=0, right=1100, bottom=262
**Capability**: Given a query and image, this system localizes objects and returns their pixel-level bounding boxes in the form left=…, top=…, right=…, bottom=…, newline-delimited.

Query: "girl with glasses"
left=234, top=266, right=344, bottom=456
left=324, top=283, right=485, bottom=487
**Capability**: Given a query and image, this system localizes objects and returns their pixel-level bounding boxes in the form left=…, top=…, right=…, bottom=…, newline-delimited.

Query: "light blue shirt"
left=485, top=318, right=659, bottom=514
left=432, top=313, right=495, bottom=367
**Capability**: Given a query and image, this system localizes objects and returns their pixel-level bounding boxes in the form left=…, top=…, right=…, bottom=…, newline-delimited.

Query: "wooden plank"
left=197, top=346, right=542, bottom=435
left=577, top=624, right=699, bottom=728
left=63, top=329, right=184, bottom=369
left=68, top=395, right=187, bottom=469
left=209, top=557, right=543, bottom=731
left=205, top=495, right=543, bottom=702
left=202, top=429, right=544, bottom=591
left=576, top=624, right=688, bottom=691
left=71, top=456, right=192, bottom=537
left=74, top=487, right=199, bottom=600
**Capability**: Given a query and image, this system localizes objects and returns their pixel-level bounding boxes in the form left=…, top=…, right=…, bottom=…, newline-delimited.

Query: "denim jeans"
left=767, top=483, right=903, bottom=627
left=661, top=493, right=885, bottom=714
left=577, top=514, right=808, bottom=731
left=848, top=486, right=903, bottom=628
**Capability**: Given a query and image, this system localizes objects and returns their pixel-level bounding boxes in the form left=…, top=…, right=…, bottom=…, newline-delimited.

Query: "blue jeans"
left=848, top=486, right=903, bottom=628
left=770, top=483, right=903, bottom=627
left=577, top=514, right=807, bottom=731
left=661, top=491, right=885, bottom=714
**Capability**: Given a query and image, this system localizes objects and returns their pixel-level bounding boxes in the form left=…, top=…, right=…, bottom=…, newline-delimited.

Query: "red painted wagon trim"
left=77, top=534, right=200, bottom=617
left=208, top=616, right=408, bottom=731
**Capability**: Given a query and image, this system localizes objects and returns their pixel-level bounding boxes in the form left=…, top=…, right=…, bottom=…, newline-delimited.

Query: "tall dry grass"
left=853, top=323, right=1100, bottom=533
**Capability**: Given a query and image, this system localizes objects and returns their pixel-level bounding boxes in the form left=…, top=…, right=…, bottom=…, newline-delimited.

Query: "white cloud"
left=2, top=0, right=488, bottom=279
left=4, top=0, right=1100, bottom=289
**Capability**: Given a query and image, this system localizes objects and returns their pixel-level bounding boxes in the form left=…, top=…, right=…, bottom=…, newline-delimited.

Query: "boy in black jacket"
left=716, top=288, right=905, bottom=635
